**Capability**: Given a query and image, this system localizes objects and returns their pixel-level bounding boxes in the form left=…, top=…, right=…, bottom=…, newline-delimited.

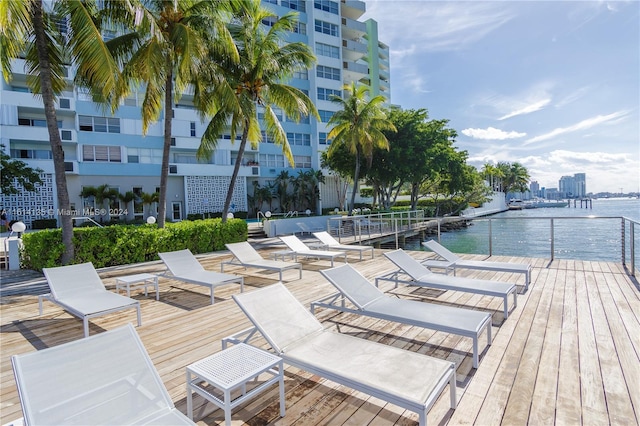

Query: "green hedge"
left=21, top=218, right=247, bottom=271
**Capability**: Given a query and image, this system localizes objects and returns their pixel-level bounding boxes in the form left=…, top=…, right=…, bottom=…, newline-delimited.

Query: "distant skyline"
left=362, top=1, right=639, bottom=194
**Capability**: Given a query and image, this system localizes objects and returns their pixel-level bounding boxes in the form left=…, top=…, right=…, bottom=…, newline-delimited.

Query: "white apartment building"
left=0, top=0, right=390, bottom=228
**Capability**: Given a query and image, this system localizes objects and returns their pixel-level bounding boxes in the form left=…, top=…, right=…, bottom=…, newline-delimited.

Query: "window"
left=294, top=155, right=312, bottom=168
left=292, top=69, right=308, bottom=80
left=282, top=0, right=305, bottom=12
left=259, top=154, right=286, bottom=168
left=315, top=42, right=340, bottom=58
left=11, top=149, right=52, bottom=159
left=190, top=122, right=196, bottom=137
left=316, top=65, right=340, bottom=80
left=82, top=145, right=121, bottom=162
left=314, top=19, right=338, bottom=36
left=18, top=118, right=60, bottom=127
left=292, top=21, right=306, bottom=35
left=78, top=115, right=120, bottom=133
left=318, top=110, right=334, bottom=122
left=314, top=0, right=338, bottom=14
left=261, top=16, right=277, bottom=27
left=222, top=134, right=242, bottom=141
left=317, top=87, right=341, bottom=101
left=264, top=0, right=278, bottom=4
left=287, top=132, right=311, bottom=146
left=127, top=148, right=162, bottom=164
left=319, top=132, right=332, bottom=145
left=260, top=131, right=276, bottom=144
left=174, top=153, right=198, bottom=164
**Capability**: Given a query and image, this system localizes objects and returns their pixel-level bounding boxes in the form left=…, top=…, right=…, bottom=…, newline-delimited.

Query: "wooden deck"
left=1, top=246, right=639, bottom=425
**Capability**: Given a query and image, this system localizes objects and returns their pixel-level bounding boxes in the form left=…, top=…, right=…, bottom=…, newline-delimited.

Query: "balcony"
left=342, top=61, right=368, bottom=83
left=341, top=17, right=366, bottom=39
left=340, top=0, right=366, bottom=20
left=2, top=125, right=77, bottom=144
left=342, top=39, right=368, bottom=62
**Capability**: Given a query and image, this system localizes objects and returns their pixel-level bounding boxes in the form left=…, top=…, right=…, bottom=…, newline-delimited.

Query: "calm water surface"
left=408, top=198, right=640, bottom=262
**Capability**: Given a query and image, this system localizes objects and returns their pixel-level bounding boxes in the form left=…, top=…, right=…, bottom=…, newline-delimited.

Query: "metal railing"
left=327, top=212, right=639, bottom=277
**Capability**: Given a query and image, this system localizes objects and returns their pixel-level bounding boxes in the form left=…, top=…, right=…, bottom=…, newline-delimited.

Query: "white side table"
left=272, top=250, right=296, bottom=261
left=186, top=343, right=285, bottom=425
left=114, top=273, right=159, bottom=300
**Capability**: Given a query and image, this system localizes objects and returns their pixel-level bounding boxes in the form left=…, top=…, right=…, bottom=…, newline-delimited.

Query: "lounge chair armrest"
left=221, top=326, right=259, bottom=349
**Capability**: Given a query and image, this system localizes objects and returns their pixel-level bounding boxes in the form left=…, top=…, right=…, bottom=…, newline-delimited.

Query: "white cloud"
left=498, top=99, right=552, bottom=120
left=364, top=2, right=514, bottom=52
left=555, top=86, right=591, bottom=109
left=462, top=127, right=526, bottom=140
left=524, top=111, right=629, bottom=144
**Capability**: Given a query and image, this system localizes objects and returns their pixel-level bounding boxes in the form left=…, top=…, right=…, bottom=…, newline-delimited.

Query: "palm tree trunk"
left=222, top=124, right=249, bottom=223
left=158, top=67, right=173, bottom=228
left=32, top=0, right=74, bottom=264
left=349, top=150, right=361, bottom=214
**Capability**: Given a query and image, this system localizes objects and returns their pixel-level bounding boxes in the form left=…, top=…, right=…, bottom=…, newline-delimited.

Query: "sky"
left=362, top=0, right=640, bottom=194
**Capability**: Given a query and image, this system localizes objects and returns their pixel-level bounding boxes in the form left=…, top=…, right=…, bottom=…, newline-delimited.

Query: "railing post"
left=621, top=218, right=626, bottom=266
left=630, top=222, right=635, bottom=277
left=437, top=219, right=441, bottom=243
left=488, top=219, right=492, bottom=256
left=394, top=218, right=399, bottom=249
left=550, top=218, right=555, bottom=260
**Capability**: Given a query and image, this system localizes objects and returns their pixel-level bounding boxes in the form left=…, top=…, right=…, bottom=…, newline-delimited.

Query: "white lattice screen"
left=185, top=176, right=247, bottom=214
left=0, top=173, right=55, bottom=229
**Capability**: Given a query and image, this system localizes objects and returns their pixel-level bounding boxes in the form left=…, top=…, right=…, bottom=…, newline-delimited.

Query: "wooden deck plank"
left=1, top=248, right=638, bottom=426
left=555, top=268, right=582, bottom=425
left=576, top=269, right=609, bottom=424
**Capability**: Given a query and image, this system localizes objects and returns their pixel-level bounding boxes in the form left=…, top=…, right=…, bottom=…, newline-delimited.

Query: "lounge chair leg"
left=419, top=411, right=426, bottom=426
left=473, top=338, right=478, bottom=369
left=136, top=305, right=142, bottom=327
left=211, top=288, right=215, bottom=305
left=83, top=318, right=89, bottom=338
left=449, top=368, right=457, bottom=408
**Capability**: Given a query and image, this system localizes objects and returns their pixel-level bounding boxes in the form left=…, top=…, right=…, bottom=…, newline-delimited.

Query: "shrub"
left=21, top=218, right=248, bottom=271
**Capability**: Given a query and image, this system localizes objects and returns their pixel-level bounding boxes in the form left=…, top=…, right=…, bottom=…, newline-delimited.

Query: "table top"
left=187, top=343, right=281, bottom=390
left=115, top=273, right=157, bottom=283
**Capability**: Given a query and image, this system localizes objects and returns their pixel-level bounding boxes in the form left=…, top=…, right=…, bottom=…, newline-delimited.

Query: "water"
left=407, top=198, right=640, bottom=262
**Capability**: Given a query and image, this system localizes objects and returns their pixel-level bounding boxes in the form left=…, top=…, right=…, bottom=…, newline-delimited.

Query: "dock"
left=1, top=245, right=638, bottom=425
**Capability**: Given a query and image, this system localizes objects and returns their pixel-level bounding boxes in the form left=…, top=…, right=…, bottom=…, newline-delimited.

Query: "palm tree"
left=326, top=82, right=396, bottom=213
left=98, top=0, right=238, bottom=228
left=195, top=0, right=319, bottom=222
left=1, top=0, right=120, bottom=264
left=274, top=171, right=292, bottom=212
left=500, top=162, right=530, bottom=198
left=118, top=191, right=136, bottom=221
left=140, top=191, right=159, bottom=220
left=481, top=163, right=504, bottom=191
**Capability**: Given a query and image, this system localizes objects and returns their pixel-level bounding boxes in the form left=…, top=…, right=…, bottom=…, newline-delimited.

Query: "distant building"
left=558, top=173, right=587, bottom=198
left=530, top=181, right=540, bottom=197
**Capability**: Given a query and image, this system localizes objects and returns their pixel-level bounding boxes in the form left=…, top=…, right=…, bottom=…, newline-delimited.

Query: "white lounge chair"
left=295, top=222, right=323, bottom=235
left=315, top=264, right=492, bottom=368
left=312, top=231, right=374, bottom=260
left=11, top=324, right=194, bottom=425
left=40, top=262, right=141, bottom=338
left=422, top=240, right=532, bottom=291
left=222, top=241, right=302, bottom=281
left=158, top=249, right=243, bottom=304
left=279, top=235, right=347, bottom=267
left=225, top=283, right=457, bottom=426
left=380, top=249, right=517, bottom=319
